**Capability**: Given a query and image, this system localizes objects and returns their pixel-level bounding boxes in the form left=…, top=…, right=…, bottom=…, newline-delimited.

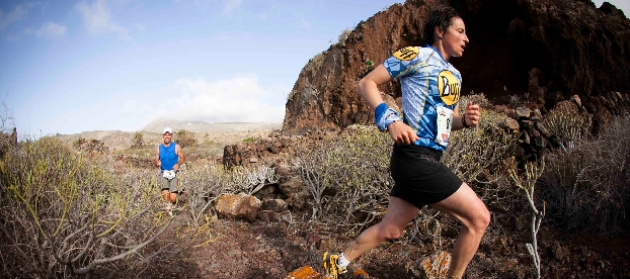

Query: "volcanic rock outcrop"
left=282, top=0, right=630, bottom=134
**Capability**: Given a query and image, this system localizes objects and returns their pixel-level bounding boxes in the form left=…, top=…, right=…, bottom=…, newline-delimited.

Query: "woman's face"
left=440, top=17, right=468, bottom=58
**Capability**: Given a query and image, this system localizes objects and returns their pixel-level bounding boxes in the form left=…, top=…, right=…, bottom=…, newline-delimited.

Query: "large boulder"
left=407, top=251, right=452, bottom=279
left=215, top=193, right=262, bottom=222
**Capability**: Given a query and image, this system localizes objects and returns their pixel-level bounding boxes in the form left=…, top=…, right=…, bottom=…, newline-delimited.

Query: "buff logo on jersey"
left=438, top=70, right=461, bottom=105
left=393, top=47, right=419, bottom=61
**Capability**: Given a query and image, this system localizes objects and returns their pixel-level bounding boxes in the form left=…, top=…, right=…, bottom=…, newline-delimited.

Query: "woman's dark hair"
left=423, top=5, right=460, bottom=45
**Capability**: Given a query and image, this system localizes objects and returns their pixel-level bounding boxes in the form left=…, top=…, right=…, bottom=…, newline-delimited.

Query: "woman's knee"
left=472, top=207, right=491, bottom=232
left=378, top=223, right=404, bottom=240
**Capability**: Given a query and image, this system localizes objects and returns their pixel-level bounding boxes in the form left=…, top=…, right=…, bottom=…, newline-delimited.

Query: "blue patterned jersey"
left=383, top=46, right=462, bottom=151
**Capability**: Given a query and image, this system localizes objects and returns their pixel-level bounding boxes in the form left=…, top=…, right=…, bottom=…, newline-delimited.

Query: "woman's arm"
left=357, top=65, right=419, bottom=144
left=356, top=65, right=392, bottom=110
left=452, top=101, right=480, bottom=131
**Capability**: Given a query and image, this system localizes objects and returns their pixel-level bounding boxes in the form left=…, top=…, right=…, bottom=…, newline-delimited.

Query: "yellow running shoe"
left=323, top=252, right=347, bottom=279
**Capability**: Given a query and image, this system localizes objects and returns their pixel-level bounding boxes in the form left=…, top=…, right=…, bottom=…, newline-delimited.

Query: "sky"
left=0, top=0, right=403, bottom=136
left=1, top=0, right=628, bottom=136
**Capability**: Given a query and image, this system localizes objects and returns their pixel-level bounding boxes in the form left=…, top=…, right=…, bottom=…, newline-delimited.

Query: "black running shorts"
left=390, top=143, right=462, bottom=209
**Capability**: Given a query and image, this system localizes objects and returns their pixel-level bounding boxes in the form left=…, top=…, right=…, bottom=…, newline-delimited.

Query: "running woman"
left=323, top=5, right=488, bottom=279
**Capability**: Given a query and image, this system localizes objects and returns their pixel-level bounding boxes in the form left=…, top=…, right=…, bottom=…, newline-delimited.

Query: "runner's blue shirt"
left=159, top=143, right=178, bottom=172
left=382, top=45, right=463, bottom=151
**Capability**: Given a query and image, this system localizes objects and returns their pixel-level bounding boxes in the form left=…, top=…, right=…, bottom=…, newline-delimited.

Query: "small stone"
left=505, top=117, right=520, bottom=131
left=520, top=131, right=530, bottom=145
left=516, top=107, right=531, bottom=118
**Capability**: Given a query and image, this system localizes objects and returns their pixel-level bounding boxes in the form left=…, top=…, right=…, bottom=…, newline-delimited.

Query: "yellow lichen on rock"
left=353, top=269, right=370, bottom=278
left=285, top=266, right=331, bottom=279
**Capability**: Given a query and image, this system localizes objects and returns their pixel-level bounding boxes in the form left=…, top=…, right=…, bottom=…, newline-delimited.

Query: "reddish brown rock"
left=283, top=0, right=630, bottom=134
left=407, top=251, right=452, bottom=279
left=261, top=199, right=288, bottom=212
left=215, top=193, right=262, bottom=222
left=257, top=210, right=280, bottom=222
left=504, top=117, right=520, bottom=131
left=285, top=266, right=329, bottom=279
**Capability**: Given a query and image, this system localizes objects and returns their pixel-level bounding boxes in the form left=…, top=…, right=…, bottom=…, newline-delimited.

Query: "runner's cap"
left=163, top=127, right=173, bottom=135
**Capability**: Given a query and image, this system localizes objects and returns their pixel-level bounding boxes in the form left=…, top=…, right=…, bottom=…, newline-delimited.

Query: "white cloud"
left=0, top=5, right=30, bottom=29
left=75, top=0, right=130, bottom=40
left=300, top=18, right=311, bottom=31
left=133, top=75, right=285, bottom=124
left=221, top=0, right=243, bottom=17
left=24, top=22, right=67, bottom=38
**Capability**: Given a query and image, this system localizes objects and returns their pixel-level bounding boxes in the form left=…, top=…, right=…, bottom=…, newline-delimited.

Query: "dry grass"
left=0, top=137, right=175, bottom=278
left=539, top=113, right=630, bottom=236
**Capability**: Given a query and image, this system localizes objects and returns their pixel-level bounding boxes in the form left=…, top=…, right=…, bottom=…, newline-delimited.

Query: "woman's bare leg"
left=430, top=183, right=490, bottom=278
left=342, top=196, right=420, bottom=261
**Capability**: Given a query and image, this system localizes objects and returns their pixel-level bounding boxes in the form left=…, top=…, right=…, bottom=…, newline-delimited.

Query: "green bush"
left=0, top=136, right=172, bottom=277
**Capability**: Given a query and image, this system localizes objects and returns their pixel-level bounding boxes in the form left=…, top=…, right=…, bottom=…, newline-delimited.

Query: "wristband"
left=462, top=116, right=471, bottom=128
left=375, top=103, right=401, bottom=132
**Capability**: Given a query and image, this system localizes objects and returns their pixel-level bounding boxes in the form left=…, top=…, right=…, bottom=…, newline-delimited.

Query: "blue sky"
left=0, top=0, right=402, bottom=136
left=1, top=0, right=628, bottom=136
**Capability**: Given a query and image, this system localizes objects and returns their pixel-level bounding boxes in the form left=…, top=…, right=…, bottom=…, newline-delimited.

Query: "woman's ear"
left=434, top=26, right=444, bottom=39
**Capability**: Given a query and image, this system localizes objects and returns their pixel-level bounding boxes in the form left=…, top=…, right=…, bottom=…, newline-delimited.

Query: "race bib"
left=434, top=106, right=454, bottom=147
left=163, top=170, right=176, bottom=180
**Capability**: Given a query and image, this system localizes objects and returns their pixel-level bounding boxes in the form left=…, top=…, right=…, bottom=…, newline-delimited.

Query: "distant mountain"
left=142, top=118, right=281, bottom=133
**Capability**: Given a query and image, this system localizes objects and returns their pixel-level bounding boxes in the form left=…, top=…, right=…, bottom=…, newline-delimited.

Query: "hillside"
left=143, top=118, right=281, bottom=133
left=54, top=120, right=280, bottom=154
left=283, top=0, right=630, bottom=134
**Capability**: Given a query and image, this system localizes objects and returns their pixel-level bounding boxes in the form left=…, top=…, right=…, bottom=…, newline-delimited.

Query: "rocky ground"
left=128, top=209, right=630, bottom=279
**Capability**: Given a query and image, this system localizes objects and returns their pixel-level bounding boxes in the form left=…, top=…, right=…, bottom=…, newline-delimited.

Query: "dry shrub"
left=540, top=113, right=630, bottom=236
left=181, top=164, right=230, bottom=225
left=131, top=131, right=145, bottom=149
left=337, top=28, right=352, bottom=47
left=294, top=94, right=521, bottom=236
left=444, top=94, right=520, bottom=213
left=463, top=92, right=494, bottom=110
left=542, top=103, right=591, bottom=151
left=175, top=129, right=197, bottom=148
left=0, top=136, right=173, bottom=278
left=72, top=137, right=109, bottom=154
left=223, top=165, right=278, bottom=195
left=293, top=125, right=393, bottom=228
left=177, top=162, right=277, bottom=226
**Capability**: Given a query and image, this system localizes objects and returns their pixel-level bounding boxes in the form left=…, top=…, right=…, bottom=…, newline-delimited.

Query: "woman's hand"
left=387, top=121, right=419, bottom=145
left=463, top=101, right=481, bottom=126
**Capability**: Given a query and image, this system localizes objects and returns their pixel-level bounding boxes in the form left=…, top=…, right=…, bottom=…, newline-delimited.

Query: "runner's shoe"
left=323, top=252, right=346, bottom=279
left=163, top=203, right=172, bottom=211
left=163, top=203, right=173, bottom=216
